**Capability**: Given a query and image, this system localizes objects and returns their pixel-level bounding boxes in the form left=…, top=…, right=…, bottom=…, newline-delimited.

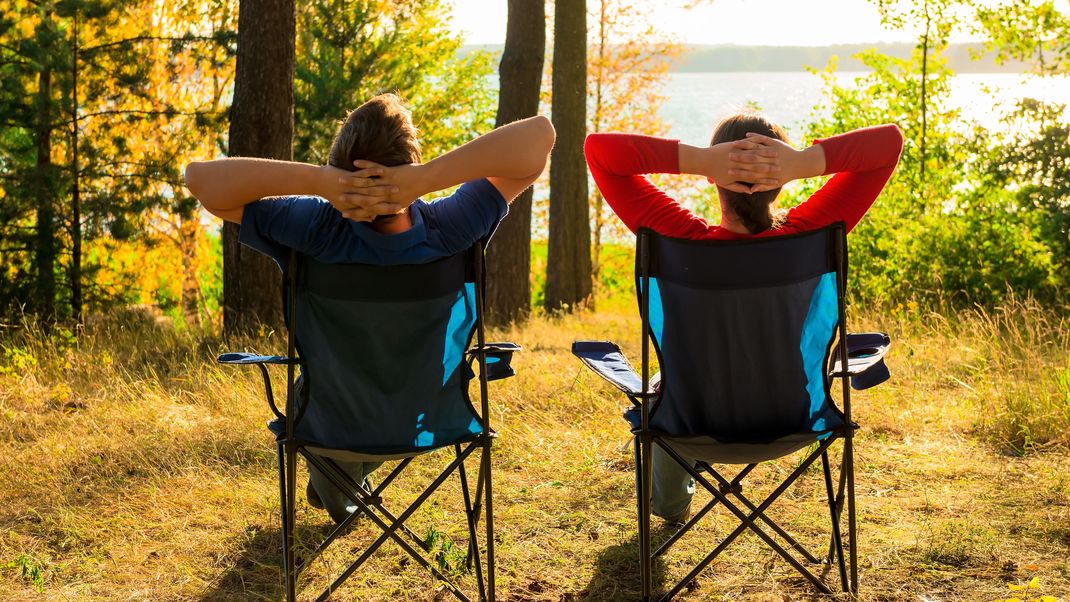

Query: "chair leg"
left=457, top=445, right=486, bottom=599
left=278, top=442, right=297, bottom=602
left=482, top=438, right=496, bottom=602
left=846, top=430, right=859, bottom=593
left=636, top=434, right=654, bottom=601
left=821, top=450, right=849, bottom=592
left=658, top=439, right=835, bottom=598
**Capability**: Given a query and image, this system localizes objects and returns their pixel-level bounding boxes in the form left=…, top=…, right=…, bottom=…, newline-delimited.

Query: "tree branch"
left=80, top=35, right=225, bottom=55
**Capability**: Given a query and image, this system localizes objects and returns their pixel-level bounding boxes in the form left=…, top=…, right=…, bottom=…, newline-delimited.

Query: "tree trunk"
left=545, top=0, right=591, bottom=313
left=180, top=216, right=203, bottom=328
left=590, top=0, right=608, bottom=307
left=920, top=0, right=929, bottom=191
left=223, top=0, right=295, bottom=335
left=485, top=0, right=546, bottom=326
left=70, top=13, right=82, bottom=324
left=34, top=67, right=56, bottom=323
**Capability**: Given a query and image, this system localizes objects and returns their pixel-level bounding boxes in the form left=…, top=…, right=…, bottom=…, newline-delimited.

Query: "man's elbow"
left=533, top=114, right=556, bottom=156
left=184, top=161, right=210, bottom=206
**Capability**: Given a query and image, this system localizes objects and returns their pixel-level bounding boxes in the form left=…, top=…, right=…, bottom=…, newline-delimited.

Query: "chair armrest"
left=572, top=340, right=654, bottom=398
left=829, top=332, right=891, bottom=390
left=216, top=352, right=292, bottom=419
left=467, top=342, right=521, bottom=381
left=217, top=352, right=295, bottom=365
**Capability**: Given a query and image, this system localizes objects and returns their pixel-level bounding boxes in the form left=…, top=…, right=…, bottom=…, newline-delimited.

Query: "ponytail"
left=711, top=111, right=790, bottom=234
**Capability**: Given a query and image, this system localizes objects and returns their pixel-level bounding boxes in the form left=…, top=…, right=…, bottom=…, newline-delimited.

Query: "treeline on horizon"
left=461, top=42, right=1033, bottom=73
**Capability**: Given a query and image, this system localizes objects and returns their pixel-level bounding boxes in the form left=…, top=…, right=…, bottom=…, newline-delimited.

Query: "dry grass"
left=1, top=301, right=1068, bottom=601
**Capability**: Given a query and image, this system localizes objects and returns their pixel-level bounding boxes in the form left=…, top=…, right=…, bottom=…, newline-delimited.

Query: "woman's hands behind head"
left=712, top=136, right=781, bottom=193
left=731, top=133, right=827, bottom=191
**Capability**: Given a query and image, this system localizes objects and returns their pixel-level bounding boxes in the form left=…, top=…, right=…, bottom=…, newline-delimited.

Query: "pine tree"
left=223, top=0, right=295, bottom=334
left=485, top=0, right=546, bottom=325
left=0, top=0, right=230, bottom=323
left=292, top=0, right=494, bottom=164
left=545, top=0, right=591, bottom=313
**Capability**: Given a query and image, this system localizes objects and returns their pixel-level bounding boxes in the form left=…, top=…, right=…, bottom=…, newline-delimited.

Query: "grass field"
left=1, top=300, right=1068, bottom=601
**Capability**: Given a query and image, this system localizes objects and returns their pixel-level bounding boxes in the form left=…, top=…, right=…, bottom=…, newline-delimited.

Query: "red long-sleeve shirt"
left=584, top=124, right=904, bottom=239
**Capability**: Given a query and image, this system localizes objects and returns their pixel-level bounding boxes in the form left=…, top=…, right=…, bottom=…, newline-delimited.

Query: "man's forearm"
left=417, top=115, right=555, bottom=194
left=184, top=158, right=326, bottom=212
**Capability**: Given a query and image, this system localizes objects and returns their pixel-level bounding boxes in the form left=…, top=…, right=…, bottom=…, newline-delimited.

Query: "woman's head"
left=711, top=112, right=789, bottom=234
left=328, top=93, right=422, bottom=171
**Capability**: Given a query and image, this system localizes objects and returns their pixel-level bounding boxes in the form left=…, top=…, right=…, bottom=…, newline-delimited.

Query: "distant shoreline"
left=460, top=42, right=1032, bottom=74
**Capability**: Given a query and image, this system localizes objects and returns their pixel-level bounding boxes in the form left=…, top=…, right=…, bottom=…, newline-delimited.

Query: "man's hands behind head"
left=326, top=160, right=425, bottom=222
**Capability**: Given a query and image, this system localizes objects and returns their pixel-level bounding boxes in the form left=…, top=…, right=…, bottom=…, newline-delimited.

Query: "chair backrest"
left=286, top=248, right=485, bottom=455
left=636, top=224, right=848, bottom=443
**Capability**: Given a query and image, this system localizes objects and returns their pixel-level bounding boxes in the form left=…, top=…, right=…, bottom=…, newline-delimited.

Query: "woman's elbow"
left=583, top=133, right=605, bottom=167
left=886, top=124, right=905, bottom=162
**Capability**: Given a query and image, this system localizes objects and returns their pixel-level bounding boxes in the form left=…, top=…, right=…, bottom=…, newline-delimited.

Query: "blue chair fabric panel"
left=442, top=283, right=477, bottom=385
left=292, top=254, right=483, bottom=456
left=645, top=278, right=665, bottom=345
left=800, top=272, right=839, bottom=431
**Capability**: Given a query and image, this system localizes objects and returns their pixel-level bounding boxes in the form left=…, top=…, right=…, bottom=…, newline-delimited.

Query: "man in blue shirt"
left=185, top=93, right=555, bottom=522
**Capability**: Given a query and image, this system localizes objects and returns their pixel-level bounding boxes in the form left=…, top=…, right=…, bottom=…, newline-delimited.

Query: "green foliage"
left=292, top=0, right=495, bottom=165
left=976, top=0, right=1070, bottom=75
left=4, top=554, right=46, bottom=593
left=0, top=0, right=232, bottom=322
left=423, top=526, right=467, bottom=580
left=798, top=39, right=1068, bottom=306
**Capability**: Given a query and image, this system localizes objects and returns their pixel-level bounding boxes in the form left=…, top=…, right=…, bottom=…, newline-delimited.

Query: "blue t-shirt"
left=240, top=178, right=508, bottom=268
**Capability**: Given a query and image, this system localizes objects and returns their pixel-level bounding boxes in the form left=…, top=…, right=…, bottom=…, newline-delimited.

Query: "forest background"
left=2, top=0, right=1070, bottom=600
left=2, top=0, right=1069, bottom=325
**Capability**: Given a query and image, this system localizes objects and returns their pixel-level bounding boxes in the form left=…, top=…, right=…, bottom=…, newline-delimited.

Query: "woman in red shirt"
left=585, top=113, right=903, bottom=239
left=584, top=113, right=904, bottom=523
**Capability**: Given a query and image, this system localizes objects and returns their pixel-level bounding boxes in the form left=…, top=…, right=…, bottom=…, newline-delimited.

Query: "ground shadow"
left=199, top=525, right=284, bottom=601
left=199, top=518, right=344, bottom=602
left=576, top=526, right=673, bottom=601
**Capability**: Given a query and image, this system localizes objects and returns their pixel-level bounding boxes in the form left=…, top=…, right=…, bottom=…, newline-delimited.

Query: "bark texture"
left=485, top=0, right=546, bottom=325
left=545, top=0, right=591, bottom=312
left=223, top=0, right=295, bottom=334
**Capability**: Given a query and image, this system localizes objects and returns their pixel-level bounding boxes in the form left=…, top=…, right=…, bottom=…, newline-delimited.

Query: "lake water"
left=657, top=72, right=1070, bottom=144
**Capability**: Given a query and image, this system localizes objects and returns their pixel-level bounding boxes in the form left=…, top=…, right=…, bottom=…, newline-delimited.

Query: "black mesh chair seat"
left=220, top=244, right=515, bottom=602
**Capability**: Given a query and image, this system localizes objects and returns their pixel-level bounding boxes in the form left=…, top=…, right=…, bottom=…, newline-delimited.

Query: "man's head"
left=711, top=111, right=789, bottom=234
left=328, top=93, right=422, bottom=172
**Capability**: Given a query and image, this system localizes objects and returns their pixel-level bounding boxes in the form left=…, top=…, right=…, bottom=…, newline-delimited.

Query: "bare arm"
left=183, top=158, right=395, bottom=223
left=331, top=115, right=556, bottom=220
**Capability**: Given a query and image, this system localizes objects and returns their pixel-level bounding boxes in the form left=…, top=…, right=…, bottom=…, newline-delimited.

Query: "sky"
left=447, top=0, right=975, bottom=46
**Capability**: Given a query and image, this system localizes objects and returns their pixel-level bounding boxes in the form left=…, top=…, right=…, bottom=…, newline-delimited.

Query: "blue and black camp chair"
left=218, top=243, right=517, bottom=601
left=572, top=224, right=890, bottom=600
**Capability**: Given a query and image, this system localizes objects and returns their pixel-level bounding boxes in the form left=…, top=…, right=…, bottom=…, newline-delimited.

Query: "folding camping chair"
left=572, top=224, right=891, bottom=600
left=218, top=243, right=518, bottom=602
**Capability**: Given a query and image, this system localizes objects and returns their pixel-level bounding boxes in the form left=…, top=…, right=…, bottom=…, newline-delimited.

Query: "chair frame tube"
left=269, top=245, right=497, bottom=601
left=632, top=225, right=859, bottom=600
